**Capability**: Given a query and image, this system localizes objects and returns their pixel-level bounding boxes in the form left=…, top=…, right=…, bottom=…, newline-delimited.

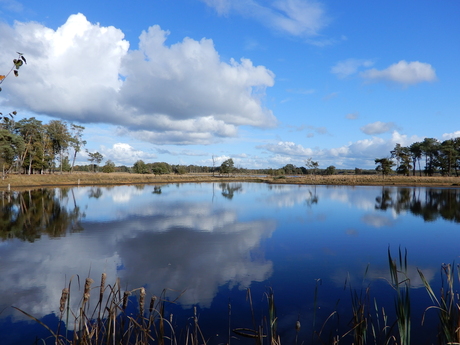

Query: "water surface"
left=1, top=183, right=459, bottom=344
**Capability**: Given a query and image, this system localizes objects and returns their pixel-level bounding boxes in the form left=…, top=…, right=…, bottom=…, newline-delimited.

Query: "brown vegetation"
left=1, top=172, right=459, bottom=192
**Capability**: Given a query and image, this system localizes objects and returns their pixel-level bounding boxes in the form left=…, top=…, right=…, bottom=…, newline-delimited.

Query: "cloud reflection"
left=0, top=186, right=276, bottom=322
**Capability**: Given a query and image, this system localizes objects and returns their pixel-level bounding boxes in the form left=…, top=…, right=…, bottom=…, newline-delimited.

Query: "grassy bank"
left=1, top=172, right=459, bottom=191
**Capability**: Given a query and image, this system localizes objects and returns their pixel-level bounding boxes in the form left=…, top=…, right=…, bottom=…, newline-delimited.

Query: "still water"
left=1, top=183, right=460, bottom=344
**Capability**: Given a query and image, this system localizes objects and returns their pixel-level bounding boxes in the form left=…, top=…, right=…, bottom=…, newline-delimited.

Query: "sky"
left=0, top=0, right=458, bottom=169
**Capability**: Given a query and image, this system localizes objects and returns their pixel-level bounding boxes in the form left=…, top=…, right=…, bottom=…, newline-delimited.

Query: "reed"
left=12, top=274, right=187, bottom=345
left=12, top=254, right=460, bottom=345
left=388, top=247, right=411, bottom=345
left=418, top=263, right=460, bottom=344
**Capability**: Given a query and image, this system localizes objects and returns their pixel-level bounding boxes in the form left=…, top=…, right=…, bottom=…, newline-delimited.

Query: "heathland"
left=1, top=172, right=459, bottom=192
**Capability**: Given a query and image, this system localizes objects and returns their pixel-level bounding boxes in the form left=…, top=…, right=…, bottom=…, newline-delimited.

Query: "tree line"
left=0, top=116, right=110, bottom=178
left=375, top=137, right=460, bottom=177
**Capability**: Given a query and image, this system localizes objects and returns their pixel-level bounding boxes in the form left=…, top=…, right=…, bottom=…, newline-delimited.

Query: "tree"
left=220, top=158, right=234, bottom=176
left=305, top=158, right=319, bottom=175
left=46, top=120, right=71, bottom=174
left=409, top=142, right=423, bottom=176
left=15, top=117, right=44, bottom=174
left=87, top=150, right=103, bottom=172
left=0, top=129, right=25, bottom=178
left=391, top=144, right=412, bottom=176
left=375, top=158, right=395, bottom=178
left=282, top=164, right=295, bottom=175
left=324, top=165, right=336, bottom=175
left=132, top=160, right=149, bottom=174
left=102, top=160, right=116, bottom=173
left=420, top=138, right=440, bottom=176
left=69, top=124, right=86, bottom=173
left=149, top=162, right=171, bottom=175
left=436, top=139, right=458, bottom=176
left=59, top=156, right=71, bottom=172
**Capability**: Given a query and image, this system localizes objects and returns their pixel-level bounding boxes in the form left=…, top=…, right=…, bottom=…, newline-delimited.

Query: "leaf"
left=14, top=70, right=18, bottom=77
left=0, top=75, right=5, bottom=81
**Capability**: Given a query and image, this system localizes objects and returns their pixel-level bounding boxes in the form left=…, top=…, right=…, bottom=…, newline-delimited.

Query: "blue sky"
left=0, top=0, right=458, bottom=169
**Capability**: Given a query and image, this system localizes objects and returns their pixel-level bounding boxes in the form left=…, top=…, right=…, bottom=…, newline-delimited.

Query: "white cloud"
left=331, top=58, right=374, bottom=78
left=346, top=112, right=359, bottom=120
left=442, top=131, right=460, bottom=140
left=261, top=141, right=314, bottom=157
left=360, top=121, right=397, bottom=135
left=201, top=0, right=328, bottom=37
left=260, top=131, right=422, bottom=169
left=360, top=60, right=437, bottom=85
left=0, top=14, right=276, bottom=145
left=101, top=143, right=157, bottom=165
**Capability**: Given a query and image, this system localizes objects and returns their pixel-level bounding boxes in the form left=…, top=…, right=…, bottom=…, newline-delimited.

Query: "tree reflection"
left=219, top=183, right=242, bottom=200
left=0, top=188, right=83, bottom=242
left=375, top=187, right=460, bottom=222
left=88, top=187, right=103, bottom=199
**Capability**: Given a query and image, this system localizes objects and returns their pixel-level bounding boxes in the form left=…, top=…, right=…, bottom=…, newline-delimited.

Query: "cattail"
left=59, top=288, right=69, bottom=313
left=99, top=273, right=106, bottom=302
left=295, top=320, right=301, bottom=331
left=149, top=296, right=156, bottom=314
left=83, top=278, right=94, bottom=302
left=139, top=287, right=146, bottom=316
left=122, top=291, right=130, bottom=310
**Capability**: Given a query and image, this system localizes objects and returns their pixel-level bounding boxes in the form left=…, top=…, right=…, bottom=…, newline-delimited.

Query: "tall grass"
left=13, top=274, right=195, bottom=345
left=12, top=252, right=460, bottom=345
left=388, top=248, right=411, bottom=345
left=418, top=263, right=460, bottom=344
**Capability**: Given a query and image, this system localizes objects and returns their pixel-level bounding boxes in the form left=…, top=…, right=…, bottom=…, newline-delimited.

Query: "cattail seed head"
left=122, top=291, right=130, bottom=310
left=139, top=288, right=146, bottom=315
left=83, top=278, right=94, bottom=302
left=59, top=288, right=69, bottom=313
left=99, top=273, right=106, bottom=301
left=295, top=320, right=301, bottom=331
left=149, top=296, right=156, bottom=314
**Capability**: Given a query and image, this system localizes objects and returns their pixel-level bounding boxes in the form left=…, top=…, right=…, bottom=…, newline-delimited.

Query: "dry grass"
left=0, top=172, right=459, bottom=191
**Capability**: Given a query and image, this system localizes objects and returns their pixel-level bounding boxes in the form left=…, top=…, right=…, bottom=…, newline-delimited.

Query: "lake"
left=1, top=183, right=460, bottom=344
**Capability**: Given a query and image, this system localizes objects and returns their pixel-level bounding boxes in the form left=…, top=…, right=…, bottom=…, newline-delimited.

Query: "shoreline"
left=1, top=172, right=459, bottom=191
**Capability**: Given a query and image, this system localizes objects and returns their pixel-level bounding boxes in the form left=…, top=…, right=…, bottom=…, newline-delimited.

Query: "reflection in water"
left=0, top=184, right=275, bottom=327
left=0, top=188, right=83, bottom=242
left=375, top=187, right=460, bottom=222
left=0, top=184, right=459, bottom=344
left=219, top=182, right=242, bottom=199
left=88, top=187, right=103, bottom=199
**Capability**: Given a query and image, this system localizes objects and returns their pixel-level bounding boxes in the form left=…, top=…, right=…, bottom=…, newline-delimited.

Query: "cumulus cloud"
left=360, top=121, right=397, bottom=135
left=331, top=58, right=374, bottom=78
left=261, top=131, right=421, bottom=169
left=101, top=143, right=157, bottom=165
left=442, top=131, right=460, bottom=140
left=0, top=186, right=276, bottom=319
left=201, top=0, right=328, bottom=37
left=360, top=60, right=437, bottom=85
left=260, top=141, right=314, bottom=157
left=0, top=14, right=276, bottom=145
